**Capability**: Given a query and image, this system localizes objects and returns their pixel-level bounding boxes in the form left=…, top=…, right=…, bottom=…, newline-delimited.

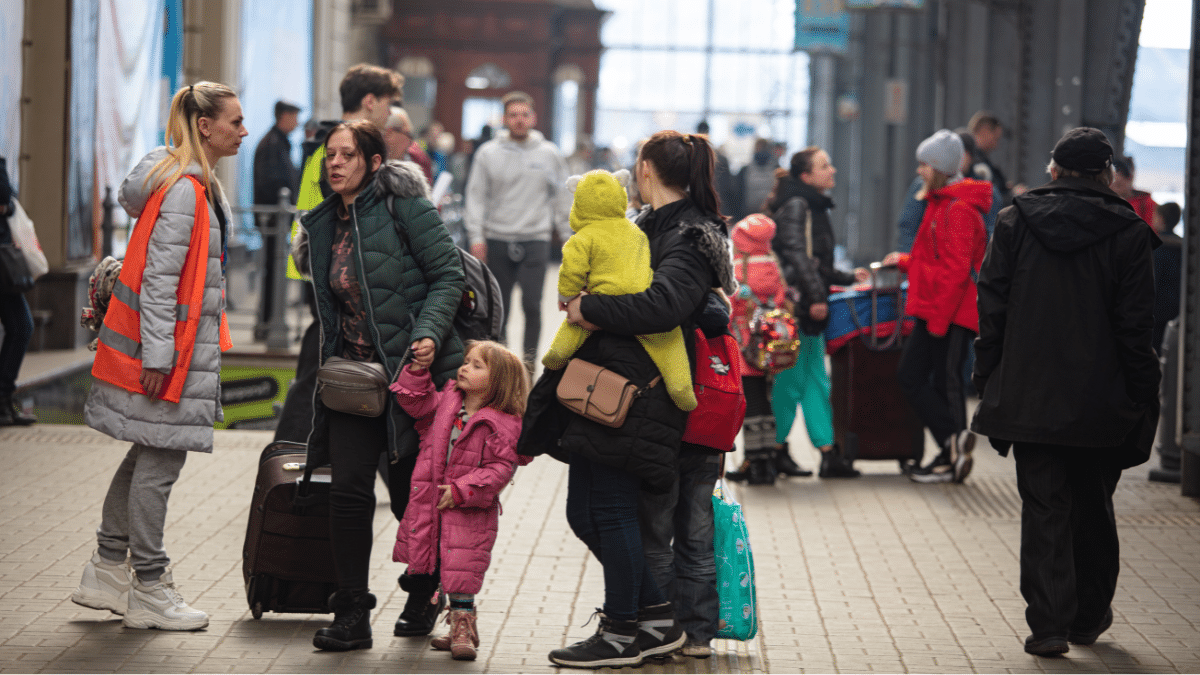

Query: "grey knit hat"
left=916, top=129, right=964, bottom=177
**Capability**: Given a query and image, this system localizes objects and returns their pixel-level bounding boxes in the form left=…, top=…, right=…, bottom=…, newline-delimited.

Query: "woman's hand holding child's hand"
left=437, top=485, right=456, bottom=510
left=410, top=338, right=436, bottom=370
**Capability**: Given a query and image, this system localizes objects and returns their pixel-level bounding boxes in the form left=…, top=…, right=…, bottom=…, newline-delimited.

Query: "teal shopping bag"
left=713, top=483, right=758, bottom=640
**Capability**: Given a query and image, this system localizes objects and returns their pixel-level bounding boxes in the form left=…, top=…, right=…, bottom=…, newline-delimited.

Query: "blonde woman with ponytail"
left=72, top=82, right=245, bottom=631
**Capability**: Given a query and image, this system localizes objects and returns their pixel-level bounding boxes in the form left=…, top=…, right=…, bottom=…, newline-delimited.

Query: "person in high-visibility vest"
left=71, top=82, right=245, bottom=632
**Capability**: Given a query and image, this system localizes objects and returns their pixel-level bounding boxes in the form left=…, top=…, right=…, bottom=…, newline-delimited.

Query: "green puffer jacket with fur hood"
left=298, top=160, right=466, bottom=466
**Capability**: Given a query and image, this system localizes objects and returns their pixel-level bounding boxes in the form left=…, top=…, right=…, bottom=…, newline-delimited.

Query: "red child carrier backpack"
left=682, top=328, right=746, bottom=451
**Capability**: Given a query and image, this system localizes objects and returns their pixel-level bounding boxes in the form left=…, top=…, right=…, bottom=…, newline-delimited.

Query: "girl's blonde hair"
left=916, top=168, right=950, bottom=201
left=463, top=340, right=530, bottom=417
left=147, top=81, right=238, bottom=195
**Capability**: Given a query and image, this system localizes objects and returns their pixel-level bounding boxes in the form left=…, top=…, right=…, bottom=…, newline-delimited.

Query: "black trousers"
left=274, top=287, right=321, bottom=445
left=741, top=375, right=775, bottom=460
left=486, top=239, right=548, bottom=362
left=896, top=319, right=972, bottom=448
left=256, top=230, right=278, bottom=334
left=274, top=320, right=320, bottom=445
left=326, top=409, right=418, bottom=591
left=1014, top=443, right=1122, bottom=639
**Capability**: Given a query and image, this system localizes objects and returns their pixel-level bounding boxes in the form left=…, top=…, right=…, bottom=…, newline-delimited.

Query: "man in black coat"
left=971, top=128, right=1161, bottom=656
left=252, top=100, right=301, bottom=339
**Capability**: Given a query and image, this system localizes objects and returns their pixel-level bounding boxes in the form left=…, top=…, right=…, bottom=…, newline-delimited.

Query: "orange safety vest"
left=92, top=175, right=233, bottom=403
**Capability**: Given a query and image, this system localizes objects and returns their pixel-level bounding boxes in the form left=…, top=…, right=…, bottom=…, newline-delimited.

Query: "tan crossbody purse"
left=556, top=358, right=661, bottom=428
left=316, top=356, right=389, bottom=417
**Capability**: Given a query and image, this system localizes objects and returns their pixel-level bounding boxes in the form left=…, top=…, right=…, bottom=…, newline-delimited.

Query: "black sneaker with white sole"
left=908, top=449, right=954, bottom=483
left=549, top=614, right=642, bottom=669
left=634, top=602, right=686, bottom=659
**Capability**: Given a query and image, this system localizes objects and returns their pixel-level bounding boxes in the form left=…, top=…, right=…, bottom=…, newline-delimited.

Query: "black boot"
left=0, top=398, right=35, bottom=426
left=725, top=456, right=751, bottom=482
left=775, top=442, right=813, bottom=477
left=549, top=614, right=642, bottom=668
left=634, top=602, right=686, bottom=659
left=818, top=445, right=860, bottom=478
left=313, top=590, right=376, bottom=651
left=393, top=572, right=445, bottom=636
left=746, top=447, right=777, bottom=485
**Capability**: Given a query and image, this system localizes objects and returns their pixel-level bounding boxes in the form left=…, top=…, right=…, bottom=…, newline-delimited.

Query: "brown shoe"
left=430, top=619, right=451, bottom=651
left=444, top=609, right=478, bottom=661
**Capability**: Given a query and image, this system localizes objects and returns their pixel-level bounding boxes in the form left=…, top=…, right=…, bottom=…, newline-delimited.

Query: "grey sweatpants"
left=96, top=443, right=188, bottom=580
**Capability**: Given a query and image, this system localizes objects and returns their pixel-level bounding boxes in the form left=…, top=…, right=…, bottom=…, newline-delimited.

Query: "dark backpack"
left=386, top=195, right=505, bottom=343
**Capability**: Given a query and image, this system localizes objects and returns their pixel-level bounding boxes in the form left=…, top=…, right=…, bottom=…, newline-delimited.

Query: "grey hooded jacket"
left=85, top=147, right=231, bottom=453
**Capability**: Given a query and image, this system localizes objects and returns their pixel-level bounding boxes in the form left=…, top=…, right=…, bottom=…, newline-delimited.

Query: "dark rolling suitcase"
left=826, top=264, right=924, bottom=470
left=243, top=440, right=337, bottom=618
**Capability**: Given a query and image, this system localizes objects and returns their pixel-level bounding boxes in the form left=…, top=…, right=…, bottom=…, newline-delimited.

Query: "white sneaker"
left=122, top=569, right=209, bottom=630
left=71, top=550, right=131, bottom=615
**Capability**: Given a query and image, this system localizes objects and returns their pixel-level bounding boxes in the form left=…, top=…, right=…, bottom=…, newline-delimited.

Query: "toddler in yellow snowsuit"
left=542, top=169, right=697, bottom=411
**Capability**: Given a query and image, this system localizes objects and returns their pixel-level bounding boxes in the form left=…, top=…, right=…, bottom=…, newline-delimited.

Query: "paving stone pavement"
left=1, top=422, right=1199, bottom=674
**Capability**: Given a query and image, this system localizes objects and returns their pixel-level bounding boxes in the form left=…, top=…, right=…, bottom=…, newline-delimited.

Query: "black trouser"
left=326, top=409, right=418, bottom=591
left=0, top=292, right=33, bottom=399
left=895, top=319, right=972, bottom=448
left=1014, top=443, right=1122, bottom=640
left=486, top=239, right=548, bottom=362
left=256, top=229, right=277, bottom=335
left=741, top=375, right=775, bottom=461
left=274, top=318, right=320, bottom=445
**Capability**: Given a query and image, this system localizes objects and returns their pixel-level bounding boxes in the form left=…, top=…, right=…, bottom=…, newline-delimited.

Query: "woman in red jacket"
left=884, top=129, right=991, bottom=483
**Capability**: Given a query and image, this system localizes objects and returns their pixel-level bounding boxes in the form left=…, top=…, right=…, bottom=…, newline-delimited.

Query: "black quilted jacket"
left=302, top=161, right=466, bottom=465
left=767, top=177, right=857, bottom=334
left=517, top=199, right=736, bottom=493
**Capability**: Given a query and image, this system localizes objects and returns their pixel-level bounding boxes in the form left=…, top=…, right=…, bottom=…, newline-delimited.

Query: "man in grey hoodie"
left=465, top=91, right=570, bottom=363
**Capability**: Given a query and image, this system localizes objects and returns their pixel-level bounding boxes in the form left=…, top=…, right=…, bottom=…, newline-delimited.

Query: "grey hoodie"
left=85, top=147, right=231, bottom=453
left=464, top=129, right=571, bottom=245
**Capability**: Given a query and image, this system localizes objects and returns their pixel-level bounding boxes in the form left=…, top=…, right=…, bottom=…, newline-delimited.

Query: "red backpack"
left=682, top=328, right=746, bottom=452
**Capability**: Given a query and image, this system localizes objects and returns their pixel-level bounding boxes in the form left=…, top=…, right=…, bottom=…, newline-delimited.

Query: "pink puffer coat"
left=389, top=365, right=526, bottom=595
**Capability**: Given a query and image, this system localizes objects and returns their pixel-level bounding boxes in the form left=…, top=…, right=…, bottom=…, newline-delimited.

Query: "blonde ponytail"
left=147, top=81, right=237, bottom=196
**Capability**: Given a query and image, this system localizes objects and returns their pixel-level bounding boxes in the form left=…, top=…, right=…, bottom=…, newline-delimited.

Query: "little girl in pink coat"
left=388, top=340, right=531, bottom=661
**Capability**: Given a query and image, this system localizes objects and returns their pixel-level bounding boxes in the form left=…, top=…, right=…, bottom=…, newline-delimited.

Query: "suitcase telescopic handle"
left=867, top=262, right=905, bottom=351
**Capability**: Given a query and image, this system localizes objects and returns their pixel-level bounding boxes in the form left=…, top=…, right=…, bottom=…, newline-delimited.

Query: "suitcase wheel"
left=252, top=601, right=263, bottom=620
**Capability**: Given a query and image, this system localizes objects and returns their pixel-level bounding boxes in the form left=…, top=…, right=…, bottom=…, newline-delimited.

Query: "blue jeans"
left=639, top=449, right=721, bottom=643
left=0, top=292, right=33, bottom=398
left=566, top=453, right=667, bottom=621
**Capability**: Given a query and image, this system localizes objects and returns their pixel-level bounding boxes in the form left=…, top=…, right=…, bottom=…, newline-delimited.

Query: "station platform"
left=1, top=421, right=1198, bottom=674
left=6, top=264, right=1199, bottom=673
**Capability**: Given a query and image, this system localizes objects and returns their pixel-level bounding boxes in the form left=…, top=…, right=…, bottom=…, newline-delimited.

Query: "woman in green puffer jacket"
left=294, top=119, right=465, bottom=652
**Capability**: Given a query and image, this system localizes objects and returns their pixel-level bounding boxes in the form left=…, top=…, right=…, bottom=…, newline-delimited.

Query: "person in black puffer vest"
left=520, top=130, right=738, bottom=666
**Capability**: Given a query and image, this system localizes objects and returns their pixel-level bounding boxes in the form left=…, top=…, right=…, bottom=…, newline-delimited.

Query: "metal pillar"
left=809, top=54, right=836, bottom=154
left=1178, top=1, right=1200, bottom=497
left=265, top=188, right=294, bottom=352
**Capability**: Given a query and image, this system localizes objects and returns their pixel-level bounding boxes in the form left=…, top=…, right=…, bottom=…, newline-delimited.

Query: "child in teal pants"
left=771, top=334, right=833, bottom=447
left=771, top=332, right=860, bottom=478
